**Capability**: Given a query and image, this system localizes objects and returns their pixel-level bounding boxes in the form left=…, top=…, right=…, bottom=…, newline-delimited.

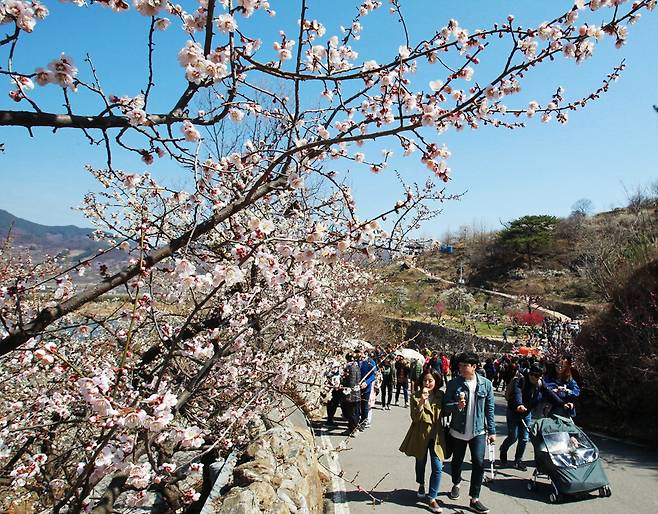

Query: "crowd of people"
left=324, top=346, right=582, bottom=514
left=503, top=317, right=582, bottom=351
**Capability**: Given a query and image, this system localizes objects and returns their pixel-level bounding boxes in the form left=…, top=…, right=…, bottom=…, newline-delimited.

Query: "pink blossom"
left=46, top=54, right=78, bottom=88
left=134, top=0, right=167, bottom=16
left=182, top=488, right=201, bottom=504
left=362, top=60, right=378, bottom=72
left=217, top=13, right=237, bottom=33
left=127, top=109, right=147, bottom=127
left=34, top=348, right=54, bottom=365
left=181, top=120, right=201, bottom=142
left=229, top=108, right=244, bottom=122
left=154, top=17, right=170, bottom=30
left=162, top=462, right=177, bottom=473
left=429, top=80, right=444, bottom=92
left=34, top=67, right=53, bottom=86
left=126, top=462, right=153, bottom=489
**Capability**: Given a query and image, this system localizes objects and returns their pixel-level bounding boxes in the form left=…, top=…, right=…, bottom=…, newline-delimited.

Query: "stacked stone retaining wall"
left=202, top=392, right=327, bottom=514
left=384, top=316, right=501, bottom=353
left=209, top=422, right=324, bottom=514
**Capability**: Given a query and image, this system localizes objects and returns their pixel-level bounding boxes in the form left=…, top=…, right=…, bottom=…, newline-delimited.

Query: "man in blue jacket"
left=358, top=349, right=377, bottom=429
left=499, top=363, right=573, bottom=471
left=443, top=352, right=496, bottom=514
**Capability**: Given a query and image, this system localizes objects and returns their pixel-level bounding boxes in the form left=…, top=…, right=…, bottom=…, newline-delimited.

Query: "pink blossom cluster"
left=0, top=0, right=48, bottom=32
left=178, top=40, right=229, bottom=85
left=33, top=54, right=78, bottom=89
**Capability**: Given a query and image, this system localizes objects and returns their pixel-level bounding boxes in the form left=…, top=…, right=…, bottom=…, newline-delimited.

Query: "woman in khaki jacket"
left=399, top=370, right=447, bottom=513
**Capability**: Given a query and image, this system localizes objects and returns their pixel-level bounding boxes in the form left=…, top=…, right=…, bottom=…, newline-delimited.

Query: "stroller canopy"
left=529, top=415, right=609, bottom=495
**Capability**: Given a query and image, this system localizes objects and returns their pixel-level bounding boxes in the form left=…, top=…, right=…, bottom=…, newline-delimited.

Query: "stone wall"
left=383, top=316, right=502, bottom=353
left=209, top=422, right=325, bottom=514
left=540, top=298, right=606, bottom=319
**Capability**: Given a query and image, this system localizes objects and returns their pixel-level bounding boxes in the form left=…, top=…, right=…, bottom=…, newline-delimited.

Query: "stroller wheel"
left=527, top=481, right=536, bottom=492
left=549, top=492, right=560, bottom=504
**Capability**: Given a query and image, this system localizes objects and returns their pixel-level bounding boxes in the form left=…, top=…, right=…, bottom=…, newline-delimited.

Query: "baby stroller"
left=525, top=414, right=612, bottom=503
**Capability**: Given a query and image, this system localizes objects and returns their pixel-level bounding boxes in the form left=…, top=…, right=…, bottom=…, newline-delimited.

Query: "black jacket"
left=508, top=375, right=565, bottom=415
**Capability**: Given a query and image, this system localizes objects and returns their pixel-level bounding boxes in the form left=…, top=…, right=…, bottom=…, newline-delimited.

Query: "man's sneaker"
left=469, top=499, right=490, bottom=513
left=448, top=484, right=460, bottom=500
left=416, top=485, right=425, bottom=498
left=513, top=461, right=528, bottom=472
left=404, top=402, right=409, bottom=408
left=395, top=401, right=400, bottom=406
left=499, top=451, right=508, bottom=466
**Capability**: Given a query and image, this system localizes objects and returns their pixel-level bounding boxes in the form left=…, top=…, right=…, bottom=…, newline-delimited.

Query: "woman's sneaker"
left=469, top=499, right=490, bottom=513
left=428, top=499, right=442, bottom=513
left=416, top=485, right=425, bottom=498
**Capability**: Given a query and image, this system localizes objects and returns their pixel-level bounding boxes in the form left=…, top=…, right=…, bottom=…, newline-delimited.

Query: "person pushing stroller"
left=499, top=363, right=574, bottom=471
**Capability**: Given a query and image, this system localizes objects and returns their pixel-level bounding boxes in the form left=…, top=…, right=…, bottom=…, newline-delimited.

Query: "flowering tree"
left=509, top=309, right=545, bottom=327
left=0, top=0, right=655, bottom=511
left=439, top=287, right=475, bottom=313
left=432, top=301, right=446, bottom=320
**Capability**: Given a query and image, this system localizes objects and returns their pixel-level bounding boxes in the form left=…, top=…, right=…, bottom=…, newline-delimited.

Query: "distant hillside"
left=0, top=209, right=106, bottom=262
left=375, top=203, right=657, bottom=319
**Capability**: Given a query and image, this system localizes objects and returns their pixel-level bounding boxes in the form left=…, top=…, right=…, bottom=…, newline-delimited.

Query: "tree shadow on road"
left=592, top=435, right=658, bottom=477
left=340, top=488, right=474, bottom=513
left=486, top=476, right=606, bottom=505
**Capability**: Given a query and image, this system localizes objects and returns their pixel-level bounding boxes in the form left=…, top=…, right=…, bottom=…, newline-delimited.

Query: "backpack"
left=504, top=372, right=522, bottom=402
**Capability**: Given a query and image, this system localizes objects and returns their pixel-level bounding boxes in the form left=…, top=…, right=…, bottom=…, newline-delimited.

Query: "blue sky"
left=1, top=1, right=657, bottom=238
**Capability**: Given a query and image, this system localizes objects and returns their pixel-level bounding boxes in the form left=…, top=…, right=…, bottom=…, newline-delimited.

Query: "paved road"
left=317, top=392, right=658, bottom=514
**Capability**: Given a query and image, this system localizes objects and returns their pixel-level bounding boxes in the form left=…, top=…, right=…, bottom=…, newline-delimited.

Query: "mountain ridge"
left=0, top=208, right=102, bottom=261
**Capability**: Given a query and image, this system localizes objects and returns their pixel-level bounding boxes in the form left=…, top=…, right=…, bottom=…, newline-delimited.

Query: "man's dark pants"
left=381, top=377, right=393, bottom=407
left=341, top=400, right=360, bottom=432
left=450, top=433, right=486, bottom=499
left=327, top=389, right=343, bottom=422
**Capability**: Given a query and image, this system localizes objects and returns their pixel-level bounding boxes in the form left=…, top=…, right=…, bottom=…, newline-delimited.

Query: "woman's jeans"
left=415, top=441, right=442, bottom=500
left=500, top=409, right=532, bottom=463
left=450, top=434, right=485, bottom=499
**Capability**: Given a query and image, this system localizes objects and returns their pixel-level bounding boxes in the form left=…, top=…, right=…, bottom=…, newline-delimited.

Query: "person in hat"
left=443, top=352, right=495, bottom=514
left=499, top=362, right=574, bottom=471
